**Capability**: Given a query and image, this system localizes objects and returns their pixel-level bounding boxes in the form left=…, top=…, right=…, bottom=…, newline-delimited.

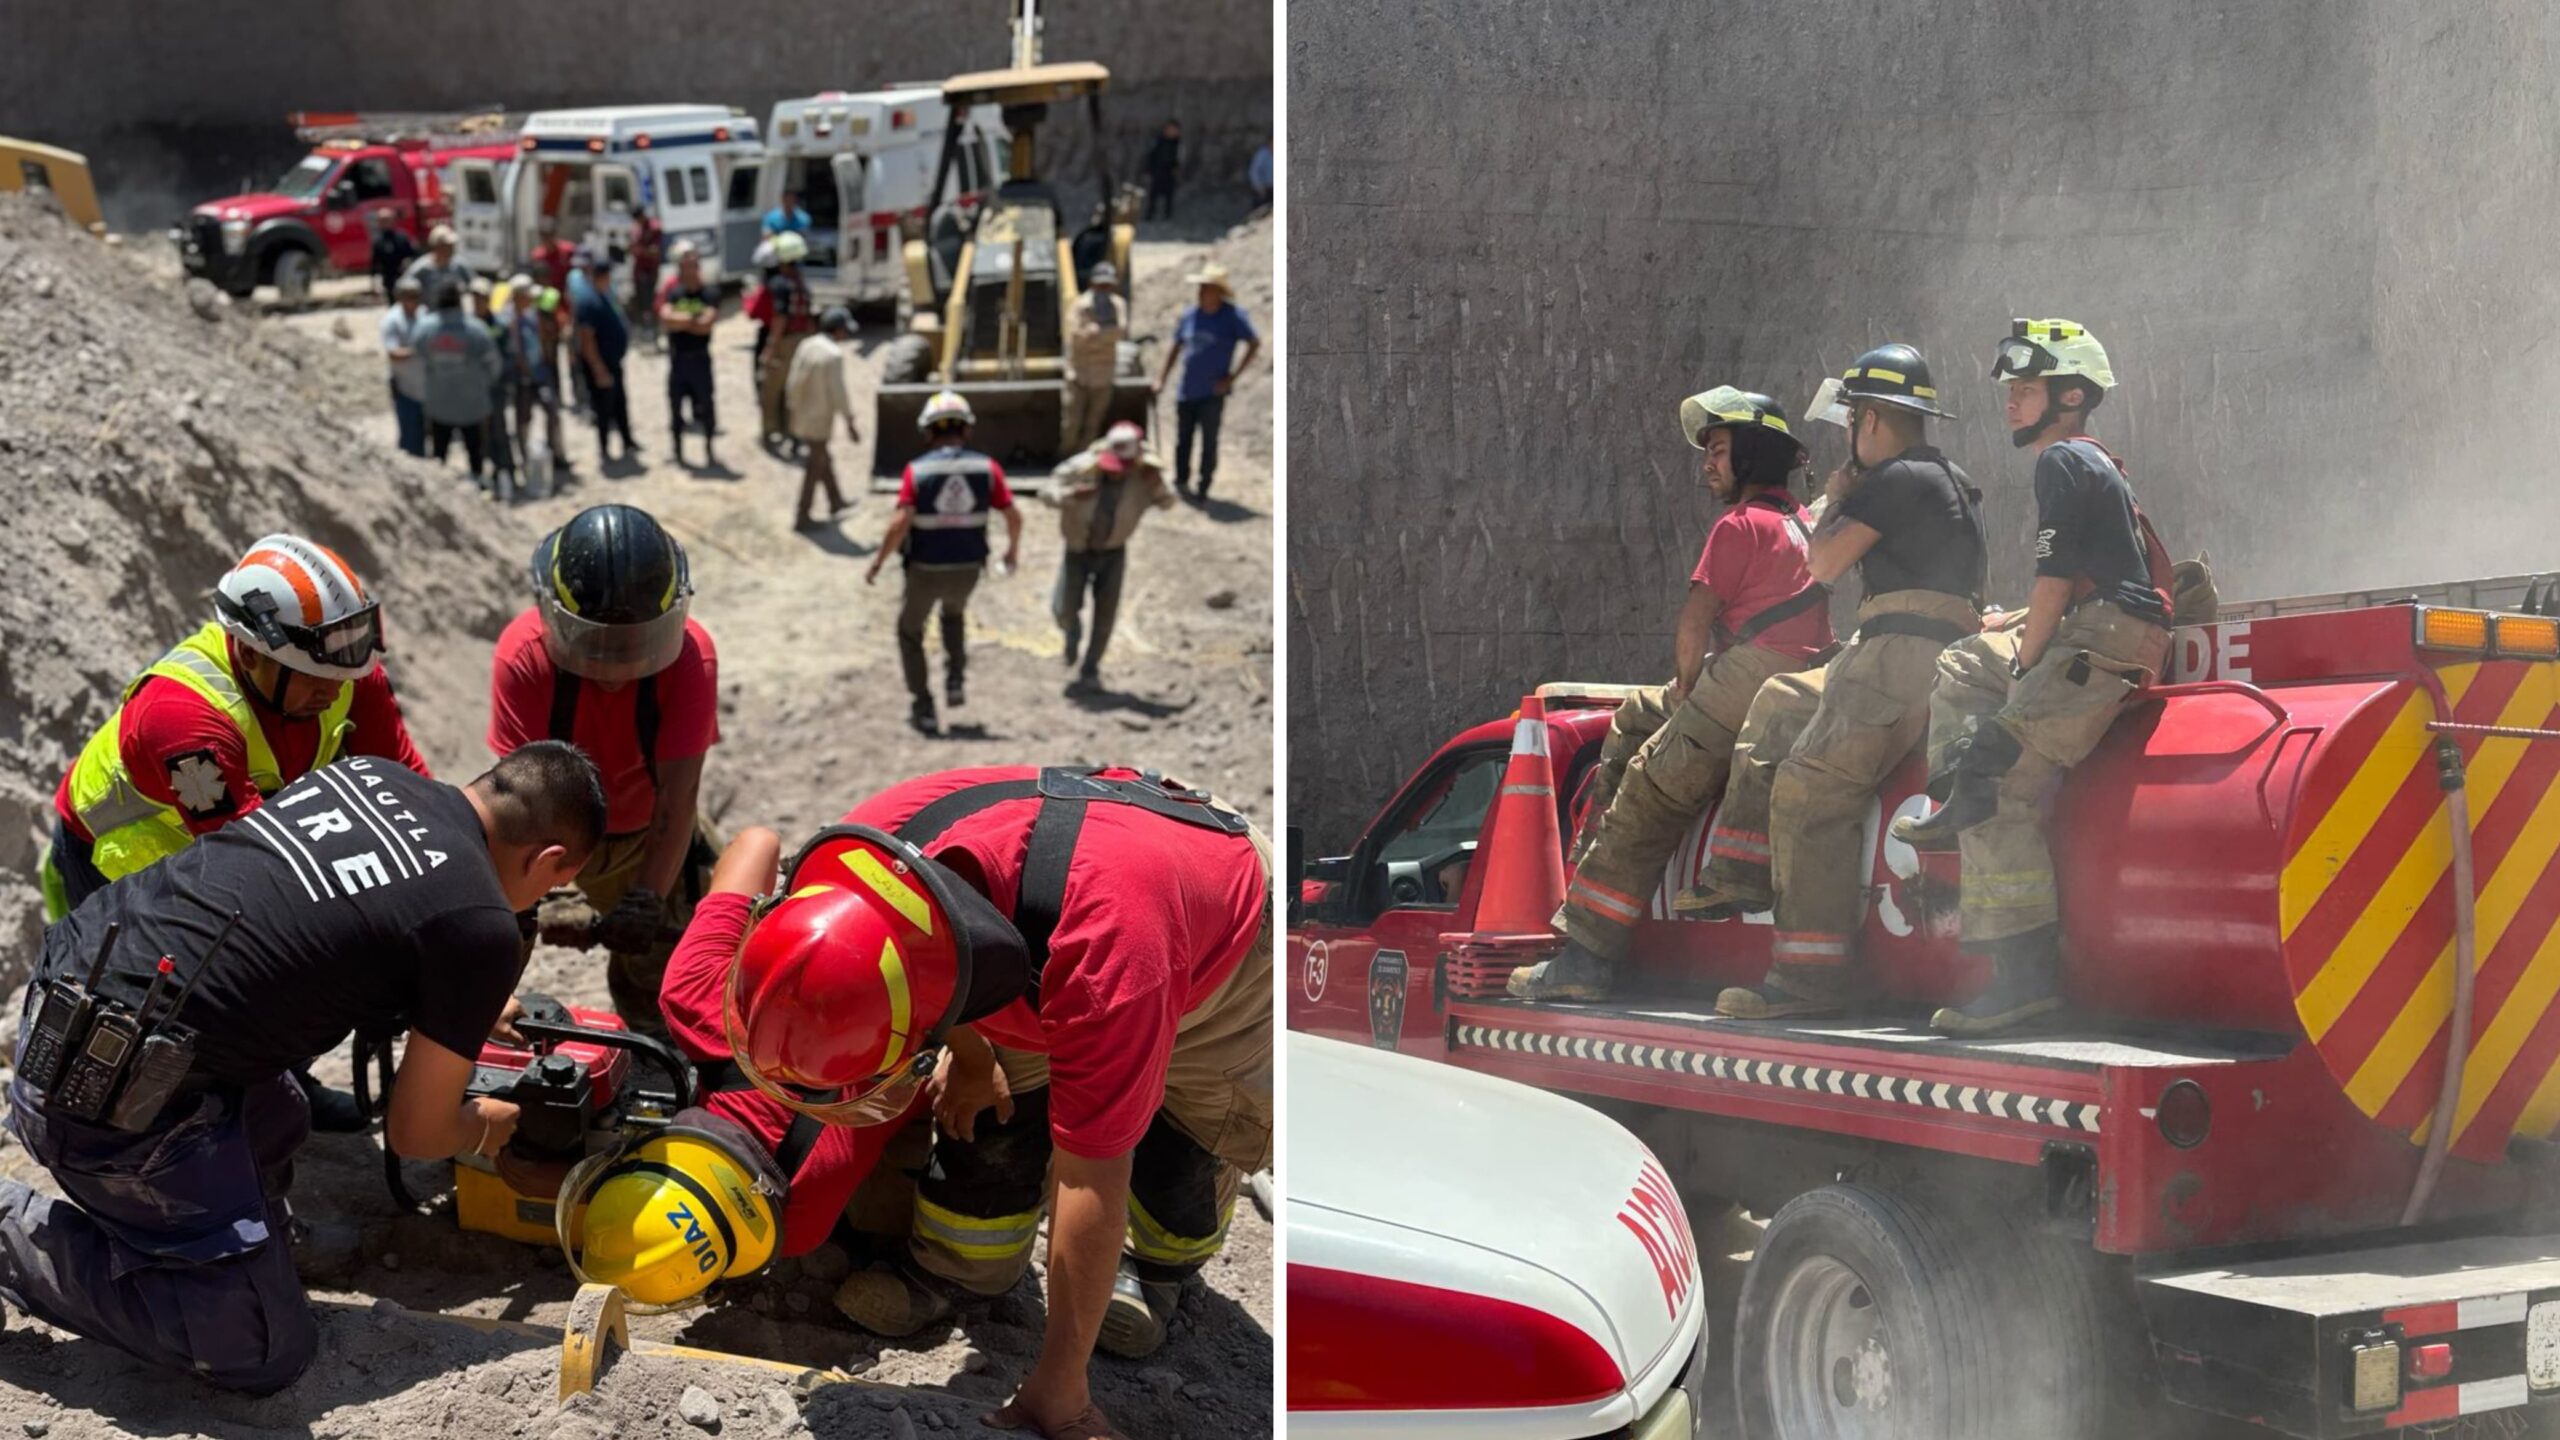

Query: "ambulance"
left=755, top=87, right=1007, bottom=315
left=447, top=104, right=764, bottom=290
left=1288, top=1034, right=1713, bottom=1439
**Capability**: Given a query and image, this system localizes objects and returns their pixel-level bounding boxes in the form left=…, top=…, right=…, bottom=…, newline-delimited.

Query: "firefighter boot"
left=1506, top=941, right=1619, bottom=1002
left=1894, top=719, right=2016, bottom=853
left=1931, top=926, right=2065, bottom=1035
left=1716, top=963, right=1853, bottom=1020
left=1891, top=770, right=1996, bottom=854
left=833, top=1262, right=958, bottom=1336
left=1097, top=1260, right=1191, bottom=1359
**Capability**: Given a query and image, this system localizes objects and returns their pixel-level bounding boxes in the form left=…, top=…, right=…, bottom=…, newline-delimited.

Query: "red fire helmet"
left=724, top=825, right=974, bottom=1111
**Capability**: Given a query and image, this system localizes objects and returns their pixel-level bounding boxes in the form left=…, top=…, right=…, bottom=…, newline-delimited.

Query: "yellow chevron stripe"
left=2284, top=676, right=2477, bottom=938
left=2499, top=929, right=2560, bottom=1140
left=2331, top=665, right=2560, bottom=1129
left=2297, top=671, right=2536, bottom=1042
left=876, top=936, right=913, bottom=1074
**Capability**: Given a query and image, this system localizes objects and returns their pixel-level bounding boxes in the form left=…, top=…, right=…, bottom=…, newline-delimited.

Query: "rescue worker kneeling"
left=1669, top=345, right=1991, bottom=1019
left=1891, top=321, right=2175, bottom=1034
left=1511, top=387, right=1829, bottom=1001
left=0, top=743, right=603, bottom=1392
left=716, top=766, right=1270, bottom=1440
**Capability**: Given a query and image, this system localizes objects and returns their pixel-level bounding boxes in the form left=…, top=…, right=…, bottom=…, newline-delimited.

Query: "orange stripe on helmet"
left=309, top=541, right=370, bottom=602
left=240, top=546, right=323, bottom=625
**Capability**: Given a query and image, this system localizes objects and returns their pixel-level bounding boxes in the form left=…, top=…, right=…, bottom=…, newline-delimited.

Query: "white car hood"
left=1290, top=1035, right=1702, bottom=1389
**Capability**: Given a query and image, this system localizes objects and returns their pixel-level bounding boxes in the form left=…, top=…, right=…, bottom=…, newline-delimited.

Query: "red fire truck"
left=176, top=111, right=516, bottom=303
left=1289, top=573, right=2560, bottom=1438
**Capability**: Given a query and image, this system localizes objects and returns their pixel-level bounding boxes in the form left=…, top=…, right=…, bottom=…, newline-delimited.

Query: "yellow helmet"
left=1990, top=318, right=2114, bottom=391
left=566, top=1118, right=783, bottom=1308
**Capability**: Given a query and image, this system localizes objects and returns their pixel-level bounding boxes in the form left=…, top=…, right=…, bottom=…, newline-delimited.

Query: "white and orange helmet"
left=1104, top=420, right=1144, bottom=458
left=212, top=535, right=384, bottom=682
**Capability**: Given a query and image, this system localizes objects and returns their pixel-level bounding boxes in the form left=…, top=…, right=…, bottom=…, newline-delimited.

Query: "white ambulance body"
left=448, top=104, right=764, bottom=291
left=755, top=87, right=1006, bottom=312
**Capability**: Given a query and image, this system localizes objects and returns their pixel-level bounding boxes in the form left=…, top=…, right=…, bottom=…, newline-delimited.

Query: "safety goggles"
left=716, top=965, right=941, bottom=1127
left=1991, top=333, right=2061, bottom=382
left=536, top=591, right=691, bottom=684
left=219, top=591, right=385, bottom=673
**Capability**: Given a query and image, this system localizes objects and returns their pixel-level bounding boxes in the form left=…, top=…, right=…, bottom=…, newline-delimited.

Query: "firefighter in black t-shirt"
left=1671, top=344, right=1990, bottom=1020
left=1892, top=320, right=2175, bottom=1034
left=0, top=744, right=603, bottom=1393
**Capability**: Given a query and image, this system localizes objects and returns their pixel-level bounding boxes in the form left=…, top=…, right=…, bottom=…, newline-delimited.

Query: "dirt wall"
left=1287, top=0, right=2560, bottom=847
left=2, top=1, right=1272, bottom=229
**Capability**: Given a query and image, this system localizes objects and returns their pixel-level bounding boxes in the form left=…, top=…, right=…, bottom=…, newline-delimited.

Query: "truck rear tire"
left=268, top=247, right=315, bottom=306
left=881, top=333, right=933, bottom=386
left=1734, top=1183, right=2113, bottom=1440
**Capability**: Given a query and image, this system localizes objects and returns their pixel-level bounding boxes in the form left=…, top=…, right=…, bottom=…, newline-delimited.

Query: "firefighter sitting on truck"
left=721, top=766, right=1271, bottom=1440
left=1510, top=388, right=1831, bottom=1002
left=1889, top=320, right=2175, bottom=1034
left=0, top=743, right=602, bottom=1394
left=1669, top=345, right=1991, bottom=1020
left=43, top=535, right=434, bottom=1133
left=489, top=504, right=719, bottom=1040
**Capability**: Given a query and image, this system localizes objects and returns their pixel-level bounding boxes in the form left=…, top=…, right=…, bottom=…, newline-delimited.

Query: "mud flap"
left=872, top=380, right=1068, bottom=486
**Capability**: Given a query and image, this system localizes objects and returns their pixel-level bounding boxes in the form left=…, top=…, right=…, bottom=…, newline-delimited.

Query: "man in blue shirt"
left=763, top=189, right=812, bottom=236
left=572, top=251, right=640, bottom=465
left=1151, top=265, right=1261, bottom=502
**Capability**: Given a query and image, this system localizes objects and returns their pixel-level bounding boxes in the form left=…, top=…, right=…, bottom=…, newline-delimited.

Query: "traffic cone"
left=1444, top=694, right=1568, bottom=998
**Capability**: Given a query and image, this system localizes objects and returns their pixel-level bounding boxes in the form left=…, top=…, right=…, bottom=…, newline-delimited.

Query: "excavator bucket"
left=871, top=380, right=1065, bottom=486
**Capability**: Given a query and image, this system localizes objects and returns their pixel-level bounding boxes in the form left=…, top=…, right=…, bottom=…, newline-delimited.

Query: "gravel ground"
left=0, top=196, right=1274, bottom=1439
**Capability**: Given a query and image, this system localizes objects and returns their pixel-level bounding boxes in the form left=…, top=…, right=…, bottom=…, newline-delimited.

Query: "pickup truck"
left=178, top=115, right=515, bottom=303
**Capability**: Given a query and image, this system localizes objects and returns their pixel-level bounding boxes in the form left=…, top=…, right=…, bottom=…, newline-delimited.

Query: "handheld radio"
left=105, top=913, right=239, bottom=1133
left=18, top=921, right=119, bottom=1093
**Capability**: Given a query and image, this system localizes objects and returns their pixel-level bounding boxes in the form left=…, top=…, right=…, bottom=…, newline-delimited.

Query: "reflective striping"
left=842, top=848, right=936, bottom=933
left=912, top=1196, right=1040, bottom=1260
left=1451, top=1024, right=2099, bottom=1133
left=1126, top=1195, right=1232, bottom=1267
left=1569, top=874, right=1646, bottom=922
left=1512, top=719, right=1549, bottom=757
left=2466, top=1293, right=2530, bottom=1328
left=1502, top=784, right=1554, bottom=797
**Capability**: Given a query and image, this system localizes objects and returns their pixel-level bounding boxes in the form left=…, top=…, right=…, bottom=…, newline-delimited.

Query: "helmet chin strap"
left=229, top=637, right=296, bottom=714
left=2011, top=380, right=2084, bottom=449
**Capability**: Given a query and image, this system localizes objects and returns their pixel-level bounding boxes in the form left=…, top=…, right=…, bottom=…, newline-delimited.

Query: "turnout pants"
left=899, top=567, right=981, bottom=700
left=911, top=912, right=1275, bottom=1294
left=1926, top=601, right=2169, bottom=943
left=1697, top=591, right=1978, bottom=995
left=1052, top=547, right=1130, bottom=673
left=0, top=1012, right=315, bottom=1394
left=759, top=332, right=808, bottom=440
left=1061, top=377, right=1114, bottom=454
left=1562, top=643, right=1799, bottom=959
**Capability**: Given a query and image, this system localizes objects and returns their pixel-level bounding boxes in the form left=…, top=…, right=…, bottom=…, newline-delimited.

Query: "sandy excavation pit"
left=0, top=191, right=1275, bottom=1437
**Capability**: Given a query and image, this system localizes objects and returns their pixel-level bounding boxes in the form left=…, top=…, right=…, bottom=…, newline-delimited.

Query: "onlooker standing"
left=574, top=251, right=640, bottom=464
left=1048, top=421, right=1176, bottom=693
left=657, top=243, right=722, bottom=466
left=1146, top=120, right=1183, bottom=221
left=501, top=274, right=565, bottom=483
left=535, top=286, right=577, bottom=478
left=763, top=189, right=812, bottom=236
left=418, top=281, right=501, bottom=483
left=380, top=277, right=428, bottom=457
left=627, top=209, right=664, bottom=346
left=784, top=308, right=863, bottom=529
left=1249, top=140, right=1275, bottom=210
left=368, top=212, right=418, bottom=301
left=757, top=232, right=817, bottom=449
left=1062, top=261, right=1125, bottom=453
left=401, top=225, right=474, bottom=309
left=1152, top=264, right=1261, bottom=501
left=531, top=215, right=579, bottom=292
left=468, top=278, right=516, bottom=494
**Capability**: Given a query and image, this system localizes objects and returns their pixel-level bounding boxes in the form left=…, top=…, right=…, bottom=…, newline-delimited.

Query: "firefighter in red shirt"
left=488, top=505, right=718, bottom=1038
left=1513, top=387, right=1831, bottom=1001
left=712, top=767, right=1269, bottom=1439
left=44, top=534, right=430, bottom=1130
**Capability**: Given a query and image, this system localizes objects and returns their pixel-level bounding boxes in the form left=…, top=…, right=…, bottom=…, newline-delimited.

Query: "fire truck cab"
left=1291, top=574, right=2560, bottom=1438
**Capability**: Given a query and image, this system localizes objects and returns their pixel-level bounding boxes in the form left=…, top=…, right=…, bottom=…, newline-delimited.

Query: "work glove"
left=596, top=885, right=664, bottom=954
